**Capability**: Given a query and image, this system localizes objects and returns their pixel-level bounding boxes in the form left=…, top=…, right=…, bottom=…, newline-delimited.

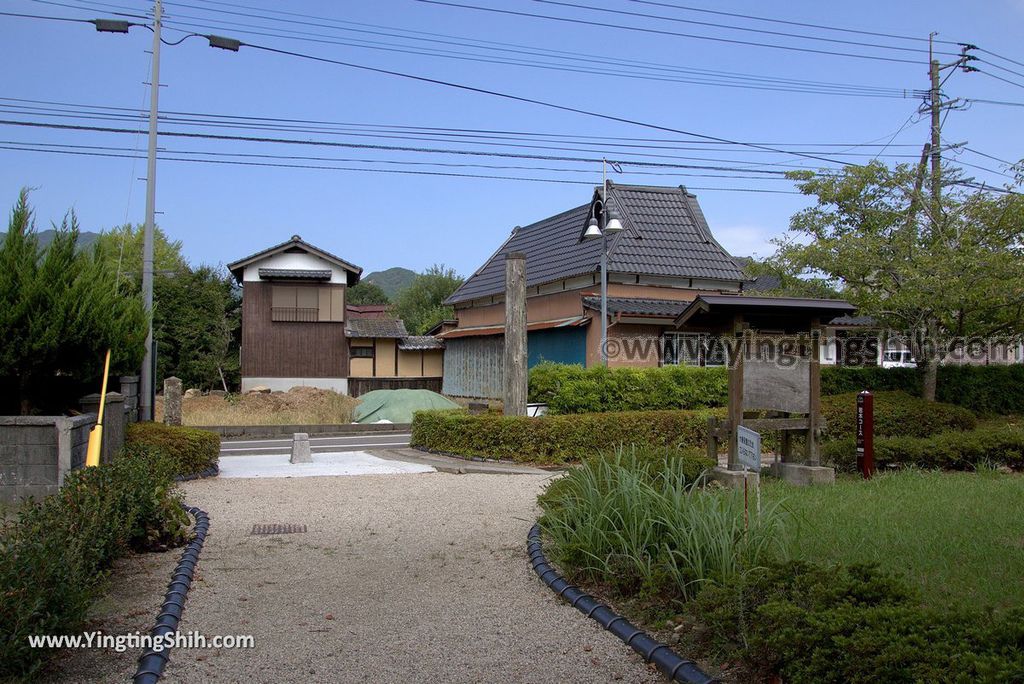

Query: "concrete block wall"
left=80, top=392, right=126, bottom=465
left=0, top=415, right=95, bottom=505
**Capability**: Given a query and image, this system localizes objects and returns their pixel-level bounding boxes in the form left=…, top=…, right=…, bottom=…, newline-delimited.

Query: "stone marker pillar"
left=163, top=376, right=182, bottom=426
left=290, top=433, right=312, bottom=464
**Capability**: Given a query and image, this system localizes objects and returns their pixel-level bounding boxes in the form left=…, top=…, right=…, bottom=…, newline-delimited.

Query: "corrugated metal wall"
left=442, top=336, right=504, bottom=399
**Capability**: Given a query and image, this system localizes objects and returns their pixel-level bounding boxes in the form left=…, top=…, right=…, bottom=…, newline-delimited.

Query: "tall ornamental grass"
left=539, top=447, right=787, bottom=601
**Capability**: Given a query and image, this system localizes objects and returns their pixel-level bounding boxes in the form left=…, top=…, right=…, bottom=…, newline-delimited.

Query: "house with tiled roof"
left=440, top=183, right=753, bottom=398
left=228, top=236, right=443, bottom=396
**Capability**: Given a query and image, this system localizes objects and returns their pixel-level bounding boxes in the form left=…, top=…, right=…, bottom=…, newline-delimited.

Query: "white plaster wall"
left=242, top=252, right=348, bottom=284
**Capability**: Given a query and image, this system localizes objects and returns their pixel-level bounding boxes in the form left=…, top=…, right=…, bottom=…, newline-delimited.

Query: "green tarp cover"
left=353, top=389, right=460, bottom=424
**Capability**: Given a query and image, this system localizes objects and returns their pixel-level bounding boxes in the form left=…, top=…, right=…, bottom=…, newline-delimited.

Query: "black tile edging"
left=528, top=523, right=719, bottom=684
left=175, top=464, right=219, bottom=481
left=132, top=504, right=210, bottom=684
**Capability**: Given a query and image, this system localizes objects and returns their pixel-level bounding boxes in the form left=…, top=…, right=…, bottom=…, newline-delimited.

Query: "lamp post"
left=582, top=160, right=623, bottom=366
left=94, top=1, right=239, bottom=420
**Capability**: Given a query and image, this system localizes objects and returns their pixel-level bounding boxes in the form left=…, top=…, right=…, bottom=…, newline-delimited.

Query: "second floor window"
left=271, top=285, right=344, bottom=322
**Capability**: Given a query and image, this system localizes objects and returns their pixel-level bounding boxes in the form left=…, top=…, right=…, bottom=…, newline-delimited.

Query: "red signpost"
left=856, top=390, right=875, bottom=479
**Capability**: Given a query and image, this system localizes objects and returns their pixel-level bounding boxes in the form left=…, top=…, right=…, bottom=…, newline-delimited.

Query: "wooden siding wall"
left=349, top=377, right=443, bottom=398
left=443, top=336, right=504, bottom=399
left=241, top=281, right=348, bottom=378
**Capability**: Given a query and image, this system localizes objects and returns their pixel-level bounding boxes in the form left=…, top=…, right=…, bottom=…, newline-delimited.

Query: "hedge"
left=821, top=425, right=1024, bottom=472
left=688, top=560, right=1024, bottom=684
left=0, top=453, right=188, bottom=678
left=410, top=409, right=718, bottom=464
left=820, top=391, right=976, bottom=441
left=528, top=362, right=728, bottom=414
left=529, top=362, right=1024, bottom=416
left=125, top=422, right=220, bottom=476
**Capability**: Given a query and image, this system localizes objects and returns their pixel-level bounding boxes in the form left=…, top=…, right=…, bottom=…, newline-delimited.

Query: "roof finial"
left=291, top=234, right=302, bottom=241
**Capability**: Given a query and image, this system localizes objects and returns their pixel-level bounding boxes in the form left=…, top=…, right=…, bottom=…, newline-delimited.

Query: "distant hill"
left=362, top=267, right=417, bottom=299
left=0, top=229, right=101, bottom=251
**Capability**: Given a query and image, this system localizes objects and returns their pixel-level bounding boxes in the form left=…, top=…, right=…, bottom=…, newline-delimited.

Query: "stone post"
left=120, top=375, right=140, bottom=423
left=503, top=251, right=527, bottom=416
left=290, top=433, right=312, bottom=463
left=163, top=376, right=182, bottom=426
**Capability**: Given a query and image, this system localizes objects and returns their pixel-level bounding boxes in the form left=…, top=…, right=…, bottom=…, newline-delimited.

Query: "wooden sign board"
left=742, top=355, right=810, bottom=413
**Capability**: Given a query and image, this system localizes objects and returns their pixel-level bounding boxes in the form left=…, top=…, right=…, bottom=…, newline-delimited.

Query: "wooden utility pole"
left=929, top=33, right=942, bottom=229
left=503, top=252, right=527, bottom=416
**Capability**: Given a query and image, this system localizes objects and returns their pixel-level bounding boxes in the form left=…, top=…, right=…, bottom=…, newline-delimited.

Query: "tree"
left=393, top=264, right=464, bottom=334
left=94, top=224, right=241, bottom=390
left=773, top=161, right=1024, bottom=400
left=347, top=280, right=390, bottom=305
left=152, top=267, right=241, bottom=391
left=0, top=191, right=146, bottom=414
left=93, top=223, right=188, bottom=284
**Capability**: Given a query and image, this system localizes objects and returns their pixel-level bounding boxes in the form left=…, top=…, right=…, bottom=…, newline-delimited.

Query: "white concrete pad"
left=218, top=450, right=436, bottom=479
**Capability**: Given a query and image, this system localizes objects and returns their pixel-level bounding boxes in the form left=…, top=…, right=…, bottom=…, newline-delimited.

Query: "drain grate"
left=251, top=523, right=307, bottom=536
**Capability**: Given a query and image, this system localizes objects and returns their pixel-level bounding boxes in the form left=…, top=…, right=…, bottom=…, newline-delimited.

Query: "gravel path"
left=148, top=472, right=662, bottom=683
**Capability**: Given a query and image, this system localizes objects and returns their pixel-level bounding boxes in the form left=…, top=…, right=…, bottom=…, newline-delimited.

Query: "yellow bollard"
left=85, top=349, right=112, bottom=467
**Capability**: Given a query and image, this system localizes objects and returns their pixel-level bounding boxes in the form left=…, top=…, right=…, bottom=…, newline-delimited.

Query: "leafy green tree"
left=153, top=267, right=241, bottom=391
left=93, top=223, right=188, bottom=284
left=773, top=161, right=1024, bottom=400
left=94, top=224, right=241, bottom=390
left=0, top=191, right=146, bottom=414
left=393, top=264, right=464, bottom=334
left=347, top=280, right=390, bottom=306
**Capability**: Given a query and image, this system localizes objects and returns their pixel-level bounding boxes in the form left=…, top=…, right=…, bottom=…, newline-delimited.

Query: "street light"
left=92, top=0, right=239, bottom=420
left=582, top=159, right=624, bottom=366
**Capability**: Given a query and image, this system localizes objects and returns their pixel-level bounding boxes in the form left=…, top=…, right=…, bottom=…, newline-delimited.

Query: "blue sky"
left=1, top=0, right=1021, bottom=277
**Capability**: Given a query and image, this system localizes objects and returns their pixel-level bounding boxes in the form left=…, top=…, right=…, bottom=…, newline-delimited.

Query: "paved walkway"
left=49, top=469, right=661, bottom=683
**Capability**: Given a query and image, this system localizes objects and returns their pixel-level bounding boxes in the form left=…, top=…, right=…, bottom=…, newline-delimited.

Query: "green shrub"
left=820, top=391, right=976, bottom=440
left=821, top=425, right=1024, bottom=472
left=125, top=421, right=219, bottom=476
left=936, top=364, right=1024, bottom=415
left=539, top=449, right=785, bottom=600
left=820, top=366, right=921, bottom=396
left=410, top=408, right=721, bottom=464
left=0, top=454, right=188, bottom=678
left=687, top=560, right=1024, bottom=683
left=529, top=362, right=728, bottom=414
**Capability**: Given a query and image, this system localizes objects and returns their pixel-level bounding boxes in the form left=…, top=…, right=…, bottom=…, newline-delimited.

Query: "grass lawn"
left=766, top=469, right=1024, bottom=611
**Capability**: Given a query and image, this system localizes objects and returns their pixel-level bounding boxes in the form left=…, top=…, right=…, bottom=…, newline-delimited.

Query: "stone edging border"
left=527, top=523, right=719, bottom=684
left=132, top=505, right=210, bottom=684
left=176, top=464, right=219, bottom=481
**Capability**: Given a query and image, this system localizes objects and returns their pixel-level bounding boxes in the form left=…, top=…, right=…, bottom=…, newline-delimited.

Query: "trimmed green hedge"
left=822, top=425, right=1024, bottom=472
left=688, top=560, right=1024, bottom=684
left=529, top=362, right=728, bottom=414
left=410, top=408, right=718, bottom=464
left=820, top=391, right=976, bottom=441
left=529, top=362, right=1024, bottom=416
left=125, top=422, right=219, bottom=476
left=0, top=454, right=188, bottom=678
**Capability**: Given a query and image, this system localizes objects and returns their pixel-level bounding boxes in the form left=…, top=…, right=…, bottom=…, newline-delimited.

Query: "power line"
left=626, top=0, right=961, bottom=46
left=964, top=147, right=1020, bottom=167
left=965, top=98, right=1024, bottom=108
left=0, top=143, right=802, bottom=192
left=227, top=37, right=855, bottom=166
left=976, top=69, right=1024, bottom=90
left=530, top=0, right=950, bottom=57
left=0, top=118, right=827, bottom=174
left=147, top=7, right=923, bottom=99
left=414, top=0, right=934, bottom=65
left=979, top=47, right=1024, bottom=70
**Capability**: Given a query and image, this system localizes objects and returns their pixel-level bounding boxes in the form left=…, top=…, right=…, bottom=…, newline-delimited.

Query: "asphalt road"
left=219, top=432, right=411, bottom=456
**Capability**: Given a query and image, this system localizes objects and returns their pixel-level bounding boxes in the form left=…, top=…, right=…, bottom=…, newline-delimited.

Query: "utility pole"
left=503, top=252, right=527, bottom=416
left=928, top=33, right=942, bottom=228
left=140, top=0, right=162, bottom=422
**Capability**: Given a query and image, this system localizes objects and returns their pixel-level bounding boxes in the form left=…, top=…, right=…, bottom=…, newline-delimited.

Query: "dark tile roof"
left=582, top=296, right=687, bottom=317
left=733, top=257, right=782, bottom=292
left=257, top=268, right=332, bottom=281
left=446, top=204, right=596, bottom=304
left=447, top=184, right=747, bottom=304
left=398, top=336, right=445, bottom=350
left=345, top=318, right=408, bottom=338
left=830, top=314, right=876, bottom=327
left=228, top=235, right=362, bottom=284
